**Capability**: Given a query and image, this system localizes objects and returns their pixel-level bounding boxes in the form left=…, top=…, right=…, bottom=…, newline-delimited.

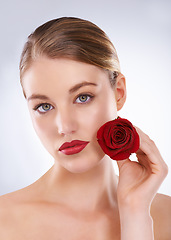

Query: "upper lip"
left=59, top=140, right=89, bottom=151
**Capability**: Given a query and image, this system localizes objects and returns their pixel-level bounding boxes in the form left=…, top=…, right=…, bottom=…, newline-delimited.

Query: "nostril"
left=58, top=129, right=76, bottom=136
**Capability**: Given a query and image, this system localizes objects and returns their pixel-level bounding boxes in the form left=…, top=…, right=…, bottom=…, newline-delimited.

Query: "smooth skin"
left=0, top=57, right=170, bottom=240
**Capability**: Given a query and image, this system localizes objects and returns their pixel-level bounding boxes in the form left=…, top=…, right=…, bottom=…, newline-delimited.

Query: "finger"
left=135, top=152, right=152, bottom=174
left=134, top=126, right=168, bottom=178
left=117, top=158, right=130, bottom=171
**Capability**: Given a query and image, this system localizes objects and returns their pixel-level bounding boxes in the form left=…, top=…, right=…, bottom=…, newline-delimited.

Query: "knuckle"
left=142, top=135, right=155, bottom=146
left=149, top=139, right=155, bottom=145
left=162, top=163, right=169, bottom=176
left=147, top=137, right=155, bottom=146
left=159, top=162, right=168, bottom=178
left=142, top=138, right=154, bottom=155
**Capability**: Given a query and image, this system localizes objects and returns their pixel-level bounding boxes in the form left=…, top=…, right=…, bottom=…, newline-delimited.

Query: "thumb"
left=117, top=158, right=130, bottom=171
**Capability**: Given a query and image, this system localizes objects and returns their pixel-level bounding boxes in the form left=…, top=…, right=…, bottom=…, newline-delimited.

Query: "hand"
left=116, top=127, right=168, bottom=210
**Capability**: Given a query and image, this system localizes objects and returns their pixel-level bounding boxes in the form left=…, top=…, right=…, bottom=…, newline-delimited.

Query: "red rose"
left=97, top=117, right=140, bottom=160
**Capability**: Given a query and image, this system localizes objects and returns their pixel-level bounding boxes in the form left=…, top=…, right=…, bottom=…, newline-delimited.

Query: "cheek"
left=30, top=114, right=54, bottom=141
left=78, top=98, right=117, bottom=138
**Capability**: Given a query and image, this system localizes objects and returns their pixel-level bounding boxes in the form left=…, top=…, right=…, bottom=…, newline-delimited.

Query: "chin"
left=62, top=153, right=104, bottom=174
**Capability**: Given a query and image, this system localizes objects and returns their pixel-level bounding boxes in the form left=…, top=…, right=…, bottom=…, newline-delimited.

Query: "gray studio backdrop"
left=0, top=0, right=171, bottom=196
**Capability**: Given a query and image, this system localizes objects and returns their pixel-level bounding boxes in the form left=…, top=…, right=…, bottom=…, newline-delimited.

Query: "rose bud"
left=97, top=117, right=140, bottom=160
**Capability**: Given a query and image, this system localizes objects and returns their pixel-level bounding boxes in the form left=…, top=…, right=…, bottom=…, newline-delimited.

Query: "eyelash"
left=33, top=103, right=53, bottom=114
left=33, top=93, right=94, bottom=114
left=74, top=93, right=94, bottom=104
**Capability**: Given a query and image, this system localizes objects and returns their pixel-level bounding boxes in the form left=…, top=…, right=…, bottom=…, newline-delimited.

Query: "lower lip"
left=59, top=143, right=89, bottom=155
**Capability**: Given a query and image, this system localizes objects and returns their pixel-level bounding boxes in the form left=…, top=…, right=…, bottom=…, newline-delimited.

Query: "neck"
left=39, top=155, right=118, bottom=213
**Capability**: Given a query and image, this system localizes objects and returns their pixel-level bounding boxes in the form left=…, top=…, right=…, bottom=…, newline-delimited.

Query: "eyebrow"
left=27, top=94, right=50, bottom=101
left=69, top=81, right=97, bottom=93
left=27, top=81, right=97, bottom=101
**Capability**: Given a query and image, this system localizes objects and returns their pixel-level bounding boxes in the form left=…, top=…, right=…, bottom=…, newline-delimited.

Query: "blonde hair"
left=19, top=17, right=121, bottom=97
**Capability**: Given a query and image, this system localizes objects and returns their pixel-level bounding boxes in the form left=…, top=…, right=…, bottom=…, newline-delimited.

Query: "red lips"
left=59, top=140, right=89, bottom=155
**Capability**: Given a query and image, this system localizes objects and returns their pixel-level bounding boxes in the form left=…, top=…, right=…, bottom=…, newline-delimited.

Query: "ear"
left=114, top=73, right=127, bottom=111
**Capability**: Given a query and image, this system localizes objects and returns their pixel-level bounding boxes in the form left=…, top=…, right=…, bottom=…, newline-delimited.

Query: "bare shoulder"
left=151, top=193, right=171, bottom=240
left=0, top=191, right=22, bottom=238
left=0, top=191, right=18, bottom=216
left=0, top=186, right=36, bottom=235
left=0, top=187, right=28, bottom=208
left=0, top=189, right=26, bottom=219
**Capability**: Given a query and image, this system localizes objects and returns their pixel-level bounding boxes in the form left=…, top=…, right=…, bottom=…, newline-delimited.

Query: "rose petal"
left=97, top=117, right=140, bottom=161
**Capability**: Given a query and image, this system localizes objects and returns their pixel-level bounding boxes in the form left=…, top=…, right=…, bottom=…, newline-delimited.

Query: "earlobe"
left=114, top=73, right=127, bottom=111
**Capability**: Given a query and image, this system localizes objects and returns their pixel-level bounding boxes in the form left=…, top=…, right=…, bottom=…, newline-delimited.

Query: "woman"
left=0, top=17, right=170, bottom=239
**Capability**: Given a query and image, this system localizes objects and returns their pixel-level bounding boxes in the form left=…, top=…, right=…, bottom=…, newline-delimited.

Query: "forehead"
left=22, top=57, right=110, bottom=98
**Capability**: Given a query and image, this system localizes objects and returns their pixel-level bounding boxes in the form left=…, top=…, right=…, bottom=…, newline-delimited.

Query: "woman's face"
left=23, top=57, right=119, bottom=173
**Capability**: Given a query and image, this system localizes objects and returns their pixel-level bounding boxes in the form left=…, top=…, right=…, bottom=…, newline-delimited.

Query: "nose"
left=56, top=108, right=77, bottom=136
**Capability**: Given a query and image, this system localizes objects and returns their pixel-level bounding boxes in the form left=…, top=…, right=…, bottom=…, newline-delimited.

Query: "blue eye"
left=75, top=94, right=94, bottom=104
left=34, top=103, right=53, bottom=113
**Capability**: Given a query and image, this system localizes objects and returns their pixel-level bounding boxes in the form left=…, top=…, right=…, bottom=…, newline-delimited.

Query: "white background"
left=0, top=0, right=170, bottom=196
